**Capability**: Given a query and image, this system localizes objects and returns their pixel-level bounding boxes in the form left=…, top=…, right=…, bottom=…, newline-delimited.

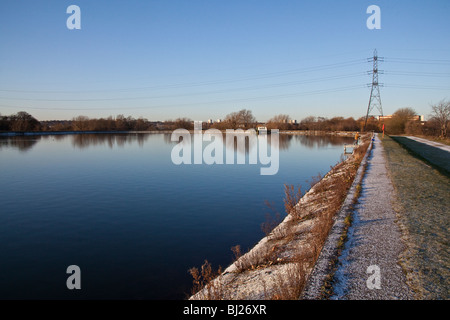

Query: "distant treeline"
left=0, top=113, right=158, bottom=132
left=0, top=110, right=362, bottom=133
left=380, top=100, right=449, bottom=138
left=1, top=101, right=448, bottom=139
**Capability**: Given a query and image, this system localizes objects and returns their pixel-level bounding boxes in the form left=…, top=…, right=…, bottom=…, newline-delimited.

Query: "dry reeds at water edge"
left=188, top=260, right=225, bottom=300
left=188, top=138, right=371, bottom=300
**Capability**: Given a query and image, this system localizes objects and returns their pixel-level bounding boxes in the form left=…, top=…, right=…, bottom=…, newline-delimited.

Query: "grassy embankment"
left=189, top=135, right=371, bottom=300
left=382, top=135, right=449, bottom=299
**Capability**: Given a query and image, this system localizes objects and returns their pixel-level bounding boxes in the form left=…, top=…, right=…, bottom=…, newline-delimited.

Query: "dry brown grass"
left=188, top=260, right=230, bottom=300
left=231, top=243, right=281, bottom=274
left=264, top=239, right=324, bottom=300
left=260, top=201, right=282, bottom=237
left=283, top=184, right=303, bottom=219
left=189, top=135, right=372, bottom=300
left=264, top=137, right=371, bottom=300
left=308, top=172, right=323, bottom=190
left=267, top=262, right=307, bottom=300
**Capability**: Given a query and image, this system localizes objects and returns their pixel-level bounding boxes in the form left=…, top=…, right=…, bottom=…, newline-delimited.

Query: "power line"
left=385, top=71, right=450, bottom=77
left=0, top=59, right=367, bottom=94
left=0, top=84, right=366, bottom=111
left=1, top=53, right=449, bottom=115
left=385, top=57, right=450, bottom=65
left=385, top=84, right=450, bottom=90
left=0, top=73, right=367, bottom=102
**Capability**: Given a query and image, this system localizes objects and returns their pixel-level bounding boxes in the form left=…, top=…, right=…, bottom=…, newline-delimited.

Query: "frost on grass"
left=190, top=136, right=371, bottom=300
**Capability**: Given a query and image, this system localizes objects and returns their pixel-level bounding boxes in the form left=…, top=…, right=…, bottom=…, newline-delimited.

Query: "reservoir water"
left=0, top=133, right=353, bottom=299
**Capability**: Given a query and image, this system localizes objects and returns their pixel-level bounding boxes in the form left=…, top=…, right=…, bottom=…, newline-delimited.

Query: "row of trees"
left=382, top=100, right=449, bottom=138
left=68, top=115, right=156, bottom=131
left=165, top=110, right=361, bottom=131
left=1, top=100, right=448, bottom=137
left=0, top=113, right=158, bottom=132
left=0, top=111, right=41, bottom=132
left=163, top=109, right=258, bottom=130
left=297, top=116, right=361, bottom=131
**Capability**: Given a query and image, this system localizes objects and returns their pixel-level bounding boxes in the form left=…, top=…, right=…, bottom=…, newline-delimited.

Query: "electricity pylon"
left=364, top=49, right=384, bottom=131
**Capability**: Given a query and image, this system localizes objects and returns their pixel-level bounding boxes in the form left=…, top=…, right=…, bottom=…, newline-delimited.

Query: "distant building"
left=378, top=115, right=424, bottom=122
left=207, top=119, right=213, bottom=124
left=257, top=126, right=267, bottom=133
left=216, top=119, right=222, bottom=123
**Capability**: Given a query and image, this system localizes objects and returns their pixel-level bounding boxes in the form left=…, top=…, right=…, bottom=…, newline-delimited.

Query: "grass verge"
left=390, top=136, right=450, bottom=176
left=382, top=135, right=449, bottom=299
left=318, top=165, right=368, bottom=299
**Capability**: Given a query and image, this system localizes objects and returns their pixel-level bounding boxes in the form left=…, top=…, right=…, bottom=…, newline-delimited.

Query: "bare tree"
left=224, top=109, right=256, bottom=129
left=299, top=116, right=317, bottom=130
left=10, top=111, right=40, bottom=132
left=174, top=117, right=194, bottom=130
left=429, top=100, right=450, bottom=138
left=238, top=109, right=256, bottom=129
left=266, top=114, right=291, bottom=130
left=224, top=111, right=239, bottom=129
left=72, top=115, right=90, bottom=131
left=115, top=114, right=131, bottom=131
left=385, top=107, right=417, bottom=134
left=0, top=112, right=9, bottom=131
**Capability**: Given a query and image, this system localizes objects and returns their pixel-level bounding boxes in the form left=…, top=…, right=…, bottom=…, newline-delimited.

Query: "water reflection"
left=71, top=133, right=151, bottom=149
left=0, top=131, right=354, bottom=299
left=167, top=132, right=352, bottom=153
left=169, top=131, right=281, bottom=162
left=0, top=136, right=41, bottom=152
left=0, top=133, right=353, bottom=153
left=292, top=134, right=353, bottom=149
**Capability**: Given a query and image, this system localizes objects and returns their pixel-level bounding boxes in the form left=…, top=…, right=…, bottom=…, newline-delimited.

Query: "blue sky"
left=0, top=0, right=449, bottom=121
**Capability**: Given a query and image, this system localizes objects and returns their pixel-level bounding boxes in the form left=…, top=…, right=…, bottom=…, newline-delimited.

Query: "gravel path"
left=330, top=134, right=414, bottom=299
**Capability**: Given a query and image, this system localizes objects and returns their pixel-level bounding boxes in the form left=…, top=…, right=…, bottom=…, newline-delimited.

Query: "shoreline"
left=190, top=134, right=372, bottom=300
left=0, top=130, right=362, bottom=137
left=190, top=134, right=448, bottom=300
left=301, top=134, right=374, bottom=299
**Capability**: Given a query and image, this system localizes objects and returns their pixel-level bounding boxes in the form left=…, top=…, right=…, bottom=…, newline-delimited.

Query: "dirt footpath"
left=329, top=134, right=414, bottom=299
left=303, top=134, right=414, bottom=300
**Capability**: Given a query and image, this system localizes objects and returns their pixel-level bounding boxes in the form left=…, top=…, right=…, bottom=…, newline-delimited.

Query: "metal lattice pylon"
left=364, top=49, right=384, bottom=131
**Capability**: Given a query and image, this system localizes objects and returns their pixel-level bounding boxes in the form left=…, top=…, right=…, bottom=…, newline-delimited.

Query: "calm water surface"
left=0, top=133, right=353, bottom=299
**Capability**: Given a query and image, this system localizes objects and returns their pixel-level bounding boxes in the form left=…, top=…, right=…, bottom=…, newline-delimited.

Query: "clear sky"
left=0, top=0, right=449, bottom=122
